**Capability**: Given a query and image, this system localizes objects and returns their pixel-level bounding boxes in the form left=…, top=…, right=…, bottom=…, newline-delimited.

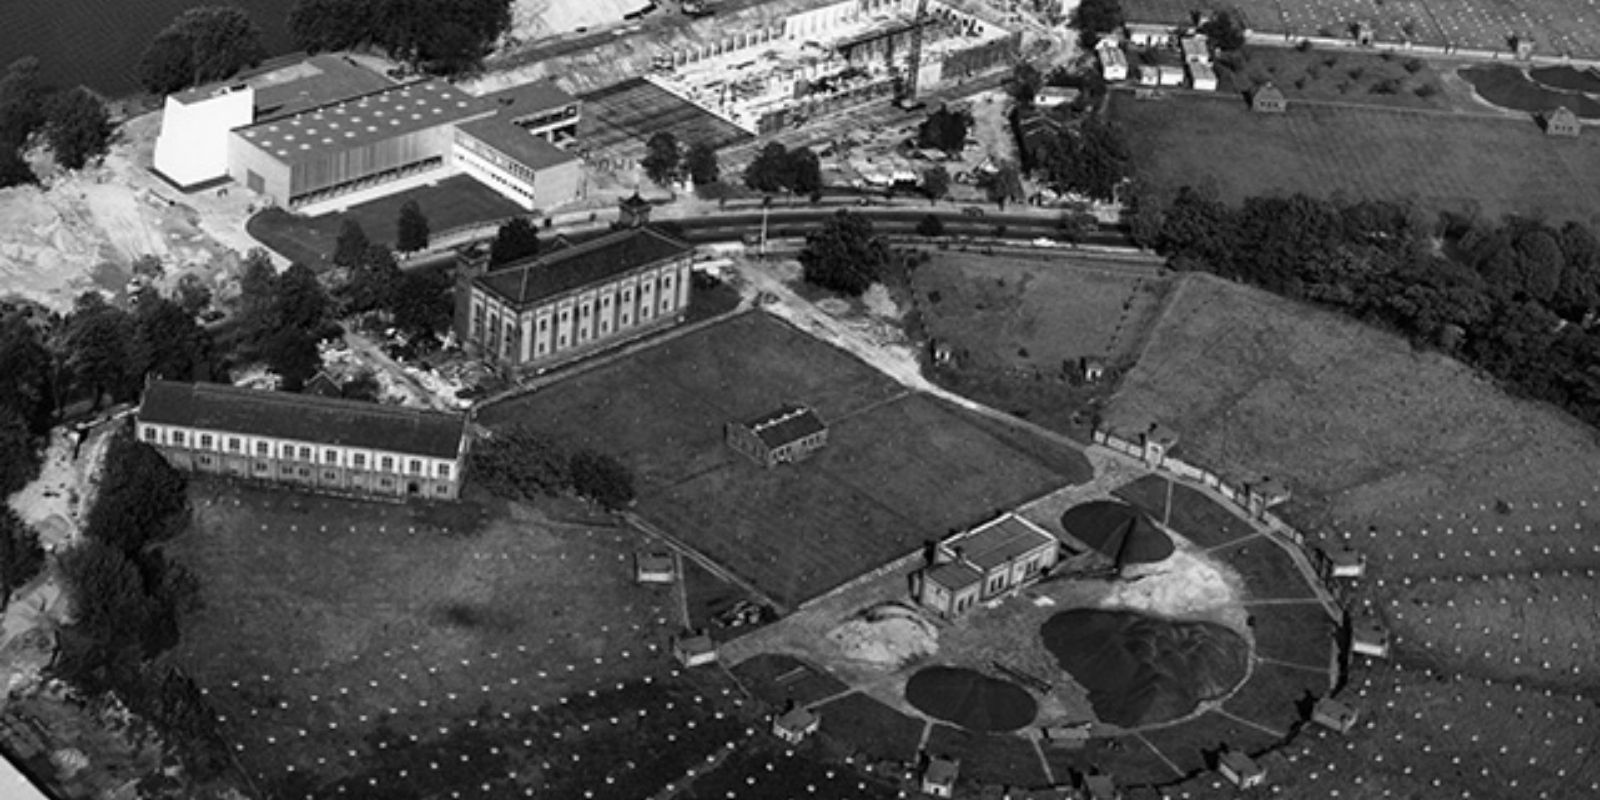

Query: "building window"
left=353, top=453, right=366, bottom=469
left=539, top=318, right=548, bottom=331
left=409, top=459, right=423, bottom=475
left=298, top=467, right=311, bottom=478
left=536, top=343, right=547, bottom=355
left=380, top=477, right=394, bottom=489
left=380, top=456, right=394, bottom=472
left=559, top=335, right=568, bottom=347
left=228, top=437, right=241, bottom=453
left=256, top=441, right=269, bottom=456
left=253, top=461, right=269, bottom=473
left=142, top=426, right=158, bottom=442
left=324, top=470, right=337, bottom=481
left=436, top=484, right=450, bottom=495
left=299, top=446, right=312, bottom=461
left=200, top=434, right=213, bottom=449
left=325, top=449, right=338, bottom=464
left=198, top=454, right=213, bottom=466
left=438, top=463, right=451, bottom=478
left=171, top=431, right=185, bottom=446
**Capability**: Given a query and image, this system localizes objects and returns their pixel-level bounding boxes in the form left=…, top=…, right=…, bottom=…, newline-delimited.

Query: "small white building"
left=1156, top=65, right=1186, bottom=87
left=921, top=756, right=960, bottom=798
left=1035, top=86, right=1082, bottom=107
left=1126, top=23, right=1174, bottom=47
left=1218, top=750, right=1266, bottom=789
left=1141, top=423, right=1179, bottom=468
left=1352, top=618, right=1391, bottom=659
left=673, top=632, right=718, bottom=667
left=1325, top=544, right=1366, bottom=579
left=1312, top=697, right=1361, bottom=734
left=771, top=707, right=820, bottom=744
left=1096, top=40, right=1128, bottom=82
left=635, top=551, right=677, bottom=584
left=1180, top=33, right=1212, bottom=64
left=1188, top=62, right=1218, bottom=92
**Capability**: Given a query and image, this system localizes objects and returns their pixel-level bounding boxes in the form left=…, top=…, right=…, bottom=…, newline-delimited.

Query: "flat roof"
left=251, top=55, right=396, bottom=120
left=456, top=115, right=581, bottom=171
left=235, top=80, right=492, bottom=164
left=951, top=513, right=1056, bottom=571
left=742, top=404, right=827, bottom=449
left=478, top=78, right=579, bottom=114
left=925, top=560, right=983, bottom=591
left=476, top=227, right=693, bottom=307
left=138, top=380, right=467, bottom=460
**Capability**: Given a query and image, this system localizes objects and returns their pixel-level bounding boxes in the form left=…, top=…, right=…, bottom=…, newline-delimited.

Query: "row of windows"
left=144, top=427, right=451, bottom=478
left=193, top=455, right=453, bottom=495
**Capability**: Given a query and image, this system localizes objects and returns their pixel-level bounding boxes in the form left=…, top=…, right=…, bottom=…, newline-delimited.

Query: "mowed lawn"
left=1112, top=90, right=1600, bottom=222
left=481, top=312, right=1091, bottom=608
left=167, top=483, right=682, bottom=790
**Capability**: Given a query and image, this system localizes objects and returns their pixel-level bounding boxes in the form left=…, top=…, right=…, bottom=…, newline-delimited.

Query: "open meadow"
left=1111, top=90, right=1600, bottom=224
left=1104, top=271, right=1600, bottom=796
left=480, top=312, right=1091, bottom=609
left=167, top=482, right=756, bottom=798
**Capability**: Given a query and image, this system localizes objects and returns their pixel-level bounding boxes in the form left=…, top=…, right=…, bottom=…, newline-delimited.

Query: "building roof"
left=1144, top=423, right=1179, bottom=447
left=1254, top=83, right=1286, bottom=104
left=138, top=380, right=467, bottom=460
left=1252, top=475, right=1291, bottom=500
left=1189, top=62, right=1217, bottom=81
left=1219, top=750, right=1264, bottom=776
left=742, top=404, right=828, bottom=450
left=479, top=78, right=579, bottom=114
left=476, top=227, right=693, bottom=307
left=456, top=115, right=581, bottom=171
left=636, top=551, right=675, bottom=573
left=924, top=756, right=960, bottom=785
left=775, top=707, right=819, bottom=731
left=924, top=559, right=984, bottom=591
left=676, top=633, right=715, bottom=653
left=235, top=80, right=492, bottom=165
left=249, top=55, right=397, bottom=121
left=949, top=513, right=1056, bottom=571
left=1084, top=774, right=1118, bottom=799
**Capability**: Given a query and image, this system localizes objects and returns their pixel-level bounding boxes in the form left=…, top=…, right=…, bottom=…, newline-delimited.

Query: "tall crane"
left=898, top=0, right=930, bottom=106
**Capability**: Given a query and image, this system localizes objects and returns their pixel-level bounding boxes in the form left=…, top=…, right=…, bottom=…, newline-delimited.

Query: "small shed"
left=672, top=631, right=718, bottom=667
left=1035, top=86, right=1082, bottom=107
left=1543, top=106, right=1581, bottom=137
left=725, top=404, right=829, bottom=468
left=1180, top=33, right=1211, bottom=64
left=1041, top=722, right=1091, bottom=748
left=1252, top=83, right=1287, bottom=113
left=1325, top=543, right=1366, bottom=579
left=1312, top=697, right=1360, bottom=734
left=1218, top=749, right=1266, bottom=789
left=1126, top=23, right=1174, bottom=48
left=1244, top=476, right=1291, bottom=518
left=1080, top=356, right=1106, bottom=383
left=1084, top=774, right=1122, bottom=800
left=921, top=755, right=960, bottom=798
left=771, top=707, right=820, bottom=744
left=1188, top=62, right=1218, bottom=92
left=1352, top=618, right=1391, bottom=659
left=1096, top=40, right=1128, bottom=81
left=635, top=551, right=677, bottom=584
left=1156, top=65, right=1186, bottom=87
left=1141, top=423, right=1179, bottom=468
left=617, top=191, right=654, bottom=228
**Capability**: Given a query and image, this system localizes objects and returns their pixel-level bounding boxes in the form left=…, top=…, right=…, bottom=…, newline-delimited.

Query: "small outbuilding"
left=725, top=404, right=829, bottom=468
left=635, top=551, right=677, bottom=584
left=921, top=755, right=960, bottom=798
left=1140, top=423, right=1179, bottom=468
left=672, top=631, right=718, bottom=668
left=771, top=706, right=820, bottom=744
left=1096, top=40, right=1129, bottom=81
left=1244, top=476, right=1291, bottom=518
left=1080, top=356, right=1106, bottom=383
left=1180, top=33, right=1211, bottom=64
left=1324, top=543, right=1366, bottom=579
left=1084, top=773, right=1122, bottom=800
left=1218, top=749, right=1267, bottom=789
left=1251, top=83, right=1287, bottom=113
left=1188, top=62, right=1218, bottom=92
left=1543, top=106, right=1581, bottom=137
left=1041, top=722, right=1092, bottom=749
left=1352, top=618, right=1391, bottom=659
left=1312, top=697, right=1361, bottom=734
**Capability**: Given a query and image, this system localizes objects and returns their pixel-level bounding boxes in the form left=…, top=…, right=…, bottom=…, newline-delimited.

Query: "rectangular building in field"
left=913, top=513, right=1060, bottom=617
left=460, top=227, right=695, bottom=372
left=136, top=380, right=469, bottom=500
left=726, top=405, right=829, bottom=467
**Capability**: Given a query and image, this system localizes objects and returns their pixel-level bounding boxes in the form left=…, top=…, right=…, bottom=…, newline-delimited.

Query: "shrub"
left=1403, top=57, right=1425, bottom=73
left=1296, top=39, right=1314, bottom=53
left=1415, top=82, right=1440, bottom=98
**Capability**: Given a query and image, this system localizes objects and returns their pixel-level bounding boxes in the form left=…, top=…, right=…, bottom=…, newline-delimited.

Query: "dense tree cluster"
left=287, top=0, right=513, bottom=75
left=742, top=142, right=822, bottom=196
left=469, top=425, right=636, bottom=509
left=1198, top=9, right=1248, bottom=52
left=489, top=217, right=542, bottom=266
left=1035, top=116, right=1130, bottom=202
left=917, top=105, right=974, bottom=153
left=1136, top=186, right=1600, bottom=425
left=396, top=200, right=430, bottom=253
left=42, top=87, right=113, bottom=171
left=0, top=57, right=45, bottom=188
left=0, top=506, right=45, bottom=608
left=684, top=141, right=720, bottom=187
left=642, top=132, right=682, bottom=187
left=799, top=211, right=890, bottom=296
left=1071, top=0, right=1124, bottom=49
left=138, top=6, right=267, bottom=95
left=235, top=250, right=333, bottom=390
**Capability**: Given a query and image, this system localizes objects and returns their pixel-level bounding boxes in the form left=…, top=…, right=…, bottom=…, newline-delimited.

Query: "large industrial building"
left=152, top=56, right=583, bottom=212
left=456, top=224, right=696, bottom=373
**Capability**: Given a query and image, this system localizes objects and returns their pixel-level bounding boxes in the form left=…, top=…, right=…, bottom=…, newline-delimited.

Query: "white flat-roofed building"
left=136, top=380, right=469, bottom=500
left=1188, top=62, right=1218, bottom=91
left=153, top=84, right=256, bottom=189
left=1097, top=41, right=1128, bottom=81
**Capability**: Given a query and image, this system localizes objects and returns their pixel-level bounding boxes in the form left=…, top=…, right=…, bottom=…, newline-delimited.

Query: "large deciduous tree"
left=138, top=6, right=266, bottom=95
left=333, top=219, right=371, bottom=269
left=917, top=105, right=973, bottom=153
left=42, top=88, right=112, bottom=170
left=396, top=200, right=431, bottom=253
left=684, top=141, right=719, bottom=186
left=0, top=507, right=45, bottom=609
left=83, top=434, right=190, bottom=554
left=799, top=211, right=889, bottom=297
left=1071, top=0, right=1125, bottom=49
left=642, top=132, right=682, bottom=187
left=0, top=407, right=40, bottom=499
left=489, top=217, right=541, bottom=266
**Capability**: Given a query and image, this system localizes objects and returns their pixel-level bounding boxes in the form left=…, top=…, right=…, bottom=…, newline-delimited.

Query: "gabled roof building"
left=726, top=405, right=829, bottom=468
left=913, top=513, right=1060, bottom=617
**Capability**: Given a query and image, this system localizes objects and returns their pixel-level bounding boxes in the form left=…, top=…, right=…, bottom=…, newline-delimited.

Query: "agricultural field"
left=1111, top=89, right=1600, bottom=223
left=1211, top=46, right=1452, bottom=109
left=481, top=312, right=1090, bottom=608
left=814, top=692, right=927, bottom=764
left=1104, top=271, right=1600, bottom=795
left=165, top=482, right=736, bottom=798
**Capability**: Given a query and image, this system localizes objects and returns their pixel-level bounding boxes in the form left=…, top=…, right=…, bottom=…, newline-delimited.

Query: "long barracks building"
left=136, top=380, right=470, bottom=500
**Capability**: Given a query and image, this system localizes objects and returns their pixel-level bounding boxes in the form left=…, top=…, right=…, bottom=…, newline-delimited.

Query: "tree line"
left=469, top=425, right=637, bottom=510
left=1133, top=186, right=1600, bottom=425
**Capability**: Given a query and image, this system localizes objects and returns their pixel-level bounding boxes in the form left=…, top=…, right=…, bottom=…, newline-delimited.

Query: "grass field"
left=923, top=724, right=1050, bottom=788
left=165, top=482, right=732, bottom=796
left=910, top=252, right=1172, bottom=373
left=1214, top=539, right=1317, bottom=601
left=1462, top=64, right=1600, bottom=118
left=1104, top=270, right=1600, bottom=794
left=481, top=312, right=1089, bottom=608
left=246, top=174, right=525, bottom=268
left=814, top=693, right=926, bottom=764
left=1111, top=90, right=1600, bottom=223
left=1113, top=476, right=1257, bottom=549
left=1137, top=710, right=1284, bottom=773
left=1222, top=660, right=1333, bottom=733
left=730, top=654, right=849, bottom=709
left=1213, top=46, right=1450, bottom=110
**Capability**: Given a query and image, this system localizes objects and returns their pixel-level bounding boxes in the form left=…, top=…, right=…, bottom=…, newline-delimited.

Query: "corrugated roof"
left=138, top=381, right=466, bottom=460
left=950, top=514, right=1056, bottom=571
left=743, top=405, right=827, bottom=449
left=456, top=115, right=581, bottom=171
left=235, top=80, right=492, bottom=164
left=476, top=227, right=693, bottom=307
left=925, top=560, right=983, bottom=591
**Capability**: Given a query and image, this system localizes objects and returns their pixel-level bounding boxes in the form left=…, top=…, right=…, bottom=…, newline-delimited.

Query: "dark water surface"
left=0, top=0, right=295, bottom=96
